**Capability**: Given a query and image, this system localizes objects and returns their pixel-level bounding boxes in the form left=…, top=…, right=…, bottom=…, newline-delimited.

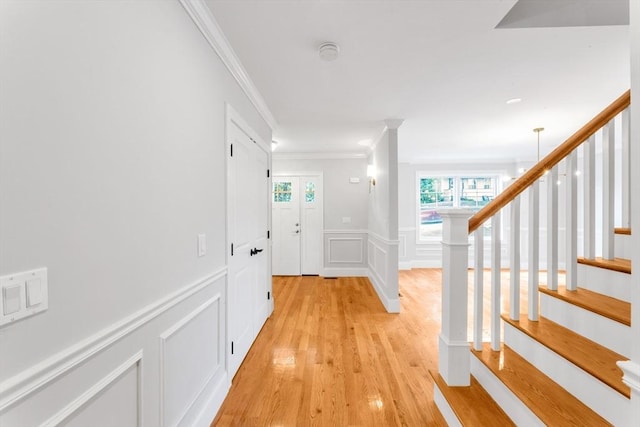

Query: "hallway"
left=212, top=271, right=448, bottom=426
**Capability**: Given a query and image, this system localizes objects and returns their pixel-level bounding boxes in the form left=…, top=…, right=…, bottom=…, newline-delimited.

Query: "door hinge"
left=267, top=230, right=270, bottom=239
left=230, top=144, right=233, bottom=157
left=267, top=291, right=271, bottom=300
left=231, top=341, right=234, bottom=355
left=231, top=243, right=234, bottom=256
left=267, top=169, right=270, bottom=178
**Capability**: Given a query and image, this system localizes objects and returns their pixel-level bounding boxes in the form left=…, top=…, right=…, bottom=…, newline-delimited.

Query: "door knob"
left=250, top=248, right=264, bottom=256
left=295, top=223, right=299, bottom=226
left=295, top=230, right=300, bottom=234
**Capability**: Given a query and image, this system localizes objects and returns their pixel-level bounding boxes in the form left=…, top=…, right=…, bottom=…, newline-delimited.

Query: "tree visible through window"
left=305, top=182, right=315, bottom=202
left=418, top=175, right=497, bottom=240
left=273, top=182, right=292, bottom=202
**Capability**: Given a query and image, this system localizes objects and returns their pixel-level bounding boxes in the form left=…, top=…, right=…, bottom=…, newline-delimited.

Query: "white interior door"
left=227, top=119, right=270, bottom=377
left=272, top=177, right=301, bottom=275
left=272, top=174, right=323, bottom=276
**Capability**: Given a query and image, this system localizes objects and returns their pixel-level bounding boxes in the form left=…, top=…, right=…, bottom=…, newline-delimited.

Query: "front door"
left=272, top=175, right=323, bottom=276
left=227, top=118, right=270, bottom=377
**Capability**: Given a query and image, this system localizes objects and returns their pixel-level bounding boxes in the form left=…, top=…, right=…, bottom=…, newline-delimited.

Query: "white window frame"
left=415, top=171, right=506, bottom=244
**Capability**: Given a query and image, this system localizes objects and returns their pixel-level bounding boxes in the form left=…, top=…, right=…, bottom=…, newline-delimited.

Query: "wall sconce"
left=367, top=164, right=376, bottom=192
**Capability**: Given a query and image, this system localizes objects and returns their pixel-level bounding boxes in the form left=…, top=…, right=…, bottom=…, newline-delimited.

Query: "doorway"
left=272, top=174, right=323, bottom=275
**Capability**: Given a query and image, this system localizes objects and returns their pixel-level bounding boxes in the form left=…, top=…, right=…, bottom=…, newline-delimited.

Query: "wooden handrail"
left=468, top=90, right=631, bottom=233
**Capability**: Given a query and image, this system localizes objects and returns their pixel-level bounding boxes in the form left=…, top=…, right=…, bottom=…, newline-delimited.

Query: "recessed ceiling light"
left=319, top=42, right=340, bottom=61
left=506, top=98, right=522, bottom=105
left=358, top=139, right=372, bottom=146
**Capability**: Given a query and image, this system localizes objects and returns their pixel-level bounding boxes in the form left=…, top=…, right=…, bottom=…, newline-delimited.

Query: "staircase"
left=433, top=91, right=638, bottom=426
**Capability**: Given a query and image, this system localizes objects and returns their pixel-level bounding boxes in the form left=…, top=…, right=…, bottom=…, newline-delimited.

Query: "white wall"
left=0, top=1, right=269, bottom=425
left=272, top=156, right=369, bottom=275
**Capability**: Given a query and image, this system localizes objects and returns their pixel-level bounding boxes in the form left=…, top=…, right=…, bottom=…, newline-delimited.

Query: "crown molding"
left=273, top=152, right=367, bottom=160
left=180, top=0, right=278, bottom=131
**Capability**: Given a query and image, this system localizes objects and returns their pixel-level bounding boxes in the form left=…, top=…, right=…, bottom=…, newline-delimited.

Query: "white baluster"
left=491, top=212, right=501, bottom=351
left=439, top=209, right=473, bottom=386
left=473, top=228, right=483, bottom=351
left=547, top=166, right=558, bottom=290
left=566, top=151, right=578, bottom=291
left=528, top=181, right=539, bottom=321
left=622, top=108, right=630, bottom=228
left=584, top=135, right=596, bottom=259
left=603, top=121, right=615, bottom=260
left=510, top=197, right=520, bottom=320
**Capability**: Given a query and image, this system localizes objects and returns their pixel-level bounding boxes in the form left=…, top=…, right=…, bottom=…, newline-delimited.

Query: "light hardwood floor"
left=212, top=270, right=449, bottom=426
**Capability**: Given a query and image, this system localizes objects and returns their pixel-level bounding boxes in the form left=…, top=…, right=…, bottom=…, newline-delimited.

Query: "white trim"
left=618, top=361, right=640, bottom=393
left=324, top=229, right=368, bottom=235
left=179, top=0, right=277, bottom=130
left=367, top=231, right=400, bottom=246
left=433, top=384, right=463, bottom=427
left=321, top=268, right=369, bottom=277
left=0, top=269, right=226, bottom=412
left=160, top=295, right=222, bottom=427
left=327, top=237, right=365, bottom=264
left=39, top=351, right=144, bottom=427
left=470, top=355, right=544, bottom=427
left=273, top=152, right=367, bottom=160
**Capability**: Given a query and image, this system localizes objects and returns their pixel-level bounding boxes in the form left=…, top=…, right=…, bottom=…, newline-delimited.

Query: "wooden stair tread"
left=501, top=314, right=630, bottom=397
left=614, top=227, right=631, bottom=235
left=577, top=257, right=631, bottom=274
left=472, top=343, right=611, bottom=426
left=429, top=370, right=514, bottom=426
left=539, top=285, right=630, bottom=326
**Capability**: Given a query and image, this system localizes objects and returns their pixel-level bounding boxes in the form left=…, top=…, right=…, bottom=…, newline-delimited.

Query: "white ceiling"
left=205, top=0, right=630, bottom=163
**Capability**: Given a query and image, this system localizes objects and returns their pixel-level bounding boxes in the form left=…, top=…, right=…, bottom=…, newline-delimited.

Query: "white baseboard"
left=321, top=268, right=368, bottom=277
left=367, top=269, right=400, bottom=313
left=192, top=374, right=230, bottom=427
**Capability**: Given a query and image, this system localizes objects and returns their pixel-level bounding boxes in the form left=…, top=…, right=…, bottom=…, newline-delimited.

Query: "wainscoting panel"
left=367, top=232, right=400, bottom=313
left=160, top=295, right=223, bottom=427
left=0, top=270, right=228, bottom=427
left=323, top=230, right=368, bottom=276
left=51, top=352, right=142, bottom=427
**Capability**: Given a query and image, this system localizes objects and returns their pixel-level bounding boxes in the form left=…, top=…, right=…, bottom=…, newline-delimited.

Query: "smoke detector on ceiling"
left=318, top=42, right=340, bottom=61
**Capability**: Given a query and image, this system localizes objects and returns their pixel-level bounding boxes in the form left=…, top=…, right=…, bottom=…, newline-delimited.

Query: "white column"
left=528, top=182, right=539, bottom=321
left=583, top=135, right=596, bottom=260
left=547, top=167, right=559, bottom=290
left=491, top=212, right=501, bottom=351
left=439, top=209, right=473, bottom=386
left=603, top=121, right=615, bottom=260
left=566, top=151, right=578, bottom=290
left=509, top=197, right=521, bottom=320
left=473, top=228, right=484, bottom=351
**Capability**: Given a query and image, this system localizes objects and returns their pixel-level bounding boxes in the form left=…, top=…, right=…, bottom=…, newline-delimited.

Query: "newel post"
left=439, top=209, right=473, bottom=386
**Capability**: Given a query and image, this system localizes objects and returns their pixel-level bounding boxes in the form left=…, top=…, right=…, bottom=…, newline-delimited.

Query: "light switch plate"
left=1, top=268, right=48, bottom=327
left=349, top=177, right=360, bottom=184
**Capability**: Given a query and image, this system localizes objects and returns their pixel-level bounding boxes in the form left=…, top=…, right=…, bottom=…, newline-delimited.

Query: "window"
left=418, top=175, right=498, bottom=241
left=305, top=182, right=315, bottom=202
left=273, top=182, right=292, bottom=202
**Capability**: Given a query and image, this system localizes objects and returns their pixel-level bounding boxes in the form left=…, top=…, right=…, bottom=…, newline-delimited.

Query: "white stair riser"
left=503, top=322, right=630, bottom=426
left=614, top=233, right=631, bottom=259
left=433, top=384, right=463, bottom=427
left=470, top=356, right=544, bottom=427
left=540, top=293, right=631, bottom=358
left=577, top=263, right=631, bottom=302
